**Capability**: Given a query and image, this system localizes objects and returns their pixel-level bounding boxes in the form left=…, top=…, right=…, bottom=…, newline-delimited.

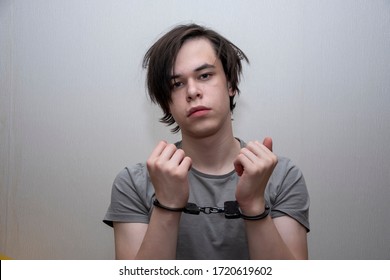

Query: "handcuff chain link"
left=199, top=206, right=224, bottom=214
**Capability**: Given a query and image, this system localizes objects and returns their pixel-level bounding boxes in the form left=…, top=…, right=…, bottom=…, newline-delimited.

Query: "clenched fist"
left=146, top=141, right=192, bottom=209
left=233, top=137, right=277, bottom=216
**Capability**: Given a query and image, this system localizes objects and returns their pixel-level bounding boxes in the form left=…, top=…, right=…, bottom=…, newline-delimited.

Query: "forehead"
left=172, top=38, right=220, bottom=75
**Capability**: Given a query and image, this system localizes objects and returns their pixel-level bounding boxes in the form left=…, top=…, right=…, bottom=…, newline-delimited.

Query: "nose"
left=186, top=79, right=202, bottom=101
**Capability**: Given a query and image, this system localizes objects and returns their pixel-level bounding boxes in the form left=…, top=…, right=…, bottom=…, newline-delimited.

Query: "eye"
left=199, top=73, right=212, bottom=80
left=171, top=80, right=184, bottom=90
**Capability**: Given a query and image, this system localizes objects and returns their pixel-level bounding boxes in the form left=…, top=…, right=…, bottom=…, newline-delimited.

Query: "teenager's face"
left=169, top=38, right=234, bottom=138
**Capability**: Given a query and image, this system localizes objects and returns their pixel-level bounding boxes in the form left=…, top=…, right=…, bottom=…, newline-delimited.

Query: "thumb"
left=263, top=137, right=273, bottom=152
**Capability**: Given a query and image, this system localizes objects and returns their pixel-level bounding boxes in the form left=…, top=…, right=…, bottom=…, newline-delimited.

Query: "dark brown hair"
left=143, top=24, right=249, bottom=133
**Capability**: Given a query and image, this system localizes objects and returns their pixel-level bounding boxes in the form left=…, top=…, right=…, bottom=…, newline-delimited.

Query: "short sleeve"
left=267, top=157, right=310, bottom=232
left=103, top=163, right=153, bottom=227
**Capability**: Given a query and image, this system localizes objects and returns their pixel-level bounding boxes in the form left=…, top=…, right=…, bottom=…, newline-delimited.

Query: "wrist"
left=239, top=205, right=270, bottom=221
left=153, top=199, right=186, bottom=212
left=153, top=193, right=188, bottom=209
left=238, top=198, right=266, bottom=217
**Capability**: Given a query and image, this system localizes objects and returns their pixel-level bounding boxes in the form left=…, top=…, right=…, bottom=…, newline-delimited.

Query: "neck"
left=181, top=130, right=241, bottom=175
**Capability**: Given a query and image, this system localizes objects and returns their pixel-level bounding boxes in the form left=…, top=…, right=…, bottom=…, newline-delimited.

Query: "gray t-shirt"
left=103, top=140, right=310, bottom=259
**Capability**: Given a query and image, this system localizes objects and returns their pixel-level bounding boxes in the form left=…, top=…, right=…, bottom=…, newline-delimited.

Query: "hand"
left=233, top=137, right=277, bottom=215
left=146, top=141, right=192, bottom=208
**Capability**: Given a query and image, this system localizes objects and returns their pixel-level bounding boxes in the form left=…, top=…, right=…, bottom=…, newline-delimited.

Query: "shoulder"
left=268, top=156, right=307, bottom=195
left=112, top=163, right=154, bottom=199
left=273, top=156, right=303, bottom=180
left=114, top=163, right=148, bottom=186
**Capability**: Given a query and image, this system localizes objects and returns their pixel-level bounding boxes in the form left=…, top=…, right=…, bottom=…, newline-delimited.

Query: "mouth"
left=187, top=106, right=211, bottom=117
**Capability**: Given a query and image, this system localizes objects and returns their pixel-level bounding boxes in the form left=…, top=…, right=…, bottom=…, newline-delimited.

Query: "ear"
left=227, top=82, right=235, bottom=96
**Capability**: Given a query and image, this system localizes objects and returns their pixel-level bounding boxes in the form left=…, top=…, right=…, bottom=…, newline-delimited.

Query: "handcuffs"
left=153, top=199, right=270, bottom=220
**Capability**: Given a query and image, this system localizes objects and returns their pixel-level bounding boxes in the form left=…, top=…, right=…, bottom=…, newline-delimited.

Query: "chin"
left=183, top=124, right=225, bottom=139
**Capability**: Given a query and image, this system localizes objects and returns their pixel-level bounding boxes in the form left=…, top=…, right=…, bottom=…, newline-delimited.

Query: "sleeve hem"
left=271, top=209, right=310, bottom=232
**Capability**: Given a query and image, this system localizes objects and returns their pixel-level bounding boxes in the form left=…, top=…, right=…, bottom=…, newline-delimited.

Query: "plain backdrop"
left=1, top=0, right=389, bottom=259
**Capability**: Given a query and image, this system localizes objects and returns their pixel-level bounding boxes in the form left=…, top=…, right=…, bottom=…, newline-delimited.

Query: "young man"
left=104, top=24, right=310, bottom=259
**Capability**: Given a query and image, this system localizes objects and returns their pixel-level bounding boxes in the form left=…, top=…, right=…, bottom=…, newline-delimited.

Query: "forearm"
left=135, top=208, right=181, bottom=259
left=245, top=215, right=295, bottom=260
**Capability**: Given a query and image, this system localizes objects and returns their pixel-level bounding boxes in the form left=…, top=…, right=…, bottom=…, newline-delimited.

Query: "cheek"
left=168, top=101, right=182, bottom=119
left=170, top=90, right=185, bottom=104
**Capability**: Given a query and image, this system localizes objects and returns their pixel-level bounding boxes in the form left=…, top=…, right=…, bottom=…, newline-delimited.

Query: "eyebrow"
left=171, top=63, right=215, bottom=80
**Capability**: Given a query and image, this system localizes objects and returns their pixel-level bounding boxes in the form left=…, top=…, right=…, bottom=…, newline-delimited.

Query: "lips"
left=187, top=106, right=211, bottom=117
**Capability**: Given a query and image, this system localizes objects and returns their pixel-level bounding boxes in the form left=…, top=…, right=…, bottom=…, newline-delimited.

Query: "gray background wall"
left=1, top=0, right=389, bottom=259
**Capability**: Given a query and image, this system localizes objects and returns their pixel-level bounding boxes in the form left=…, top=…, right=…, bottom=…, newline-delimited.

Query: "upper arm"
left=273, top=216, right=308, bottom=259
left=113, top=222, right=148, bottom=259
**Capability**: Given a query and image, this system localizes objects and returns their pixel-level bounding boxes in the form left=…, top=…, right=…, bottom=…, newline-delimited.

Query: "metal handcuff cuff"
left=153, top=199, right=270, bottom=220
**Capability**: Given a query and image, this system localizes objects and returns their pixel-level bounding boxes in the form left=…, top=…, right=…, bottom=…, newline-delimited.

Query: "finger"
left=243, top=141, right=277, bottom=170
left=158, top=143, right=178, bottom=161
left=234, top=153, right=253, bottom=175
left=240, top=146, right=259, bottom=163
left=245, top=141, right=272, bottom=161
left=148, top=140, right=168, bottom=159
left=179, top=156, right=192, bottom=171
left=170, top=148, right=189, bottom=166
left=262, top=137, right=273, bottom=152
